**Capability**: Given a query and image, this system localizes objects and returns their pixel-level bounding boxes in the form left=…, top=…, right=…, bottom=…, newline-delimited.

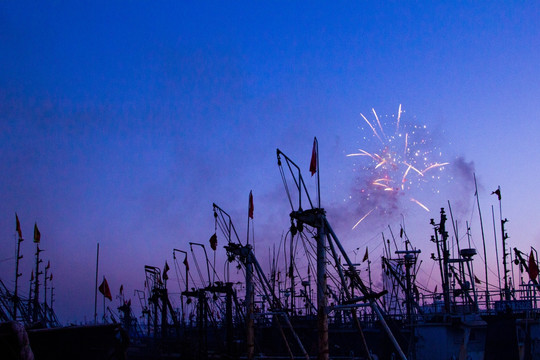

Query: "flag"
left=491, top=188, right=501, bottom=200
left=362, top=247, right=369, bottom=262
left=15, top=213, right=22, bottom=239
left=183, top=257, right=190, bottom=271
left=46, top=260, right=50, bottom=270
left=528, top=250, right=539, bottom=281
left=248, top=191, right=254, bottom=219
left=309, top=138, right=317, bottom=176
left=34, top=223, right=40, bottom=243
left=49, top=273, right=53, bottom=281
left=163, top=261, right=170, bottom=281
left=474, top=275, right=481, bottom=284
left=434, top=285, right=437, bottom=293
left=119, top=285, right=123, bottom=295
left=99, top=278, right=112, bottom=301
left=209, top=233, right=218, bottom=251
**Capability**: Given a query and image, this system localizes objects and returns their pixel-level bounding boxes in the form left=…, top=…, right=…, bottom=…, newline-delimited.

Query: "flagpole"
left=315, top=137, right=320, bottom=209
left=247, top=194, right=250, bottom=247
left=94, top=242, right=99, bottom=324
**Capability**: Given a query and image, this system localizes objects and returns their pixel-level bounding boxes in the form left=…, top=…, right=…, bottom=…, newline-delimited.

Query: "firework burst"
left=348, top=105, right=449, bottom=227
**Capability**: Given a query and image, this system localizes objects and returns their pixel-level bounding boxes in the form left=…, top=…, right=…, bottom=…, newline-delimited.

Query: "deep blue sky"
left=1, top=2, right=539, bottom=323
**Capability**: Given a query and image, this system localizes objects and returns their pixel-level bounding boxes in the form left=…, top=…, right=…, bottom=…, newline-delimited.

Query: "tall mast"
left=94, top=242, right=100, bottom=324
left=14, top=214, right=24, bottom=319
left=289, top=232, right=296, bottom=314
left=494, top=186, right=511, bottom=301
left=33, top=244, right=43, bottom=322
left=50, top=282, right=55, bottom=313
left=433, top=208, right=451, bottom=313
left=32, top=223, right=42, bottom=323
left=491, top=206, right=503, bottom=299
left=44, top=261, right=50, bottom=310
left=316, top=213, right=329, bottom=360
left=474, top=174, right=490, bottom=309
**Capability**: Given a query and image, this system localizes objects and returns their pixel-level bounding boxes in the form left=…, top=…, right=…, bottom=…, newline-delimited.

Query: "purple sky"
left=1, top=2, right=540, bottom=323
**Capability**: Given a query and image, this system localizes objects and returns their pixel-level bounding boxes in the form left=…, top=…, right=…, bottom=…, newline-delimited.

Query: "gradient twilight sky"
left=2, top=2, right=540, bottom=323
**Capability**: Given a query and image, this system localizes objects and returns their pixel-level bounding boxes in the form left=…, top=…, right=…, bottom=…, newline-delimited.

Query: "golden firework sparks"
left=396, top=103, right=402, bottom=134
left=361, top=113, right=383, bottom=144
left=372, top=108, right=387, bottom=141
left=352, top=208, right=376, bottom=230
left=421, top=162, right=450, bottom=175
left=410, top=198, right=430, bottom=212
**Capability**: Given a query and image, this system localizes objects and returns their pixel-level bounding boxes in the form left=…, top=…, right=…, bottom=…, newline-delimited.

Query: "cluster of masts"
left=4, top=139, right=540, bottom=360
left=103, top=139, right=540, bottom=360
left=1, top=215, right=59, bottom=327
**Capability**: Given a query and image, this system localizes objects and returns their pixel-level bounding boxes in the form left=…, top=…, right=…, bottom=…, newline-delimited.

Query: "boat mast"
left=494, top=186, right=511, bottom=301
left=277, top=144, right=407, bottom=360
left=491, top=206, right=503, bottom=299
left=14, top=214, right=24, bottom=320
left=32, top=223, right=43, bottom=323
left=431, top=209, right=451, bottom=313
left=474, top=174, right=490, bottom=309
left=94, top=242, right=99, bottom=324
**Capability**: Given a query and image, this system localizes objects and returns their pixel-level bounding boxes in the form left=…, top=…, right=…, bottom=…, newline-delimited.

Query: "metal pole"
left=496, top=186, right=511, bottom=301
left=473, top=174, right=490, bottom=309
left=33, top=245, right=42, bottom=323
left=246, top=258, right=255, bottom=360
left=14, top=234, right=23, bottom=319
left=44, top=264, right=48, bottom=310
left=94, top=243, right=99, bottom=324
left=491, top=206, right=502, bottom=300
left=316, top=217, right=328, bottom=360
left=290, top=233, right=295, bottom=314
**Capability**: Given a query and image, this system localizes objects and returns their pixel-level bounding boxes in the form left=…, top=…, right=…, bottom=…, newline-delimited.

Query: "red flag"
left=46, top=260, right=50, bottom=270
left=362, top=247, right=369, bottom=262
left=183, top=257, right=190, bottom=271
left=529, top=250, right=539, bottom=281
left=309, top=138, right=317, bottom=176
left=163, top=261, right=170, bottom=280
left=99, top=278, right=112, bottom=301
left=209, top=233, right=218, bottom=251
left=15, top=213, right=22, bottom=239
left=49, top=273, right=53, bottom=281
left=491, top=188, right=501, bottom=200
left=474, top=275, right=481, bottom=284
left=248, top=191, right=254, bottom=219
left=33, top=223, right=41, bottom=243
